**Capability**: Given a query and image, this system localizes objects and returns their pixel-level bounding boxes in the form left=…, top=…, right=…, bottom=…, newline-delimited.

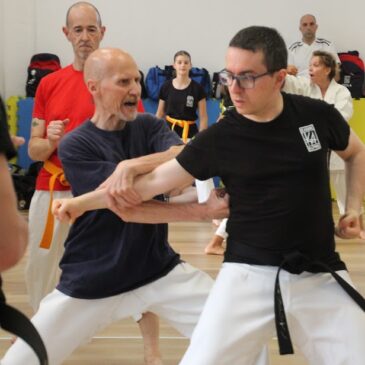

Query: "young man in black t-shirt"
left=105, top=27, right=365, bottom=365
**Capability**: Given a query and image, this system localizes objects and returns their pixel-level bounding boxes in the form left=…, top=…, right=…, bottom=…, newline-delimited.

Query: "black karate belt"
left=274, top=251, right=365, bottom=355
left=0, top=282, right=48, bottom=364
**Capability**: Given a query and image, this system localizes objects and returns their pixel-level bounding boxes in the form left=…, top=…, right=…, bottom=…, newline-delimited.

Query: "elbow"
left=28, top=141, right=43, bottom=161
left=28, top=138, right=52, bottom=162
left=27, top=137, right=44, bottom=158
left=27, top=141, right=36, bottom=160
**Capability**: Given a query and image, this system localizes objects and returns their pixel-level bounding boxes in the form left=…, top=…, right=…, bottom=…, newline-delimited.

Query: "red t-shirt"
left=33, top=65, right=145, bottom=190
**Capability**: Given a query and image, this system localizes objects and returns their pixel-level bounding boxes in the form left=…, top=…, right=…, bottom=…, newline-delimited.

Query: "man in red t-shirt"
left=26, top=0, right=105, bottom=315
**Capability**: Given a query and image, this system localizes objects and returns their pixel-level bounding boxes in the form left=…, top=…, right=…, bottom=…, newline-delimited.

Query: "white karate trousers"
left=180, top=262, right=365, bottom=365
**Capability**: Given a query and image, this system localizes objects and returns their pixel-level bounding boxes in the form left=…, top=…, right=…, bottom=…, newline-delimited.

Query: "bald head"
left=84, top=48, right=137, bottom=82
left=66, top=2, right=102, bottom=27
left=300, top=14, right=317, bottom=26
left=84, top=48, right=141, bottom=127
left=299, top=14, right=318, bottom=44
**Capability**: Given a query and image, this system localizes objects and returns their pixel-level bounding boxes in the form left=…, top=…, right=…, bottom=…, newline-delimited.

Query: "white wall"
left=1, top=0, right=364, bottom=98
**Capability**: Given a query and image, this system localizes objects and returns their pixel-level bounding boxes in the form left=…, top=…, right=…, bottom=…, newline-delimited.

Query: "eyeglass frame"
left=218, top=69, right=276, bottom=89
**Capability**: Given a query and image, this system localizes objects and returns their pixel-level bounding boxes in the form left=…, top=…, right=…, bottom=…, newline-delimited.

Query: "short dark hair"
left=173, top=50, right=191, bottom=62
left=229, top=26, right=287, bottom=72
left=66, top=2, right=102, bottom=27
left=312, top=50, right=337, bottom=80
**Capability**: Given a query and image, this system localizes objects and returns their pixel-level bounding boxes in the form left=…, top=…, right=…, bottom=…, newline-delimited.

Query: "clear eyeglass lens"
left=239, top=76, right=254, bottom=88
left=219, top=73, right=231, bottom=86
left=219, top=72, right=254, bottom=88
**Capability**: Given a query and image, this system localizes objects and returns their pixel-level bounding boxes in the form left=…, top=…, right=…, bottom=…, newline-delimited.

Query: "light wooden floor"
left=0, top=204, right=364, bottom=364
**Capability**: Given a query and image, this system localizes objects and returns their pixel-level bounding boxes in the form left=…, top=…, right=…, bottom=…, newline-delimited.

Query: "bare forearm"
left=155, top=100, right=166, bottom=119
left=198, top=99, right=208, bottom=131
left=75, top=189, right=109, bottom=212
left=116, top=200, right=224, bottom=224
left=345, top=149, right=365, bottom=213
left=169, top=186, right=197, bottom=203
left=199, top=116, right=208, bottom=131
left=124, top=145, right=184, bottom=175
left=28, top=117, right=69, bottom=161
left=134, top=159, right=195, bottom=202
left=28, top=137, right=57, bottom=161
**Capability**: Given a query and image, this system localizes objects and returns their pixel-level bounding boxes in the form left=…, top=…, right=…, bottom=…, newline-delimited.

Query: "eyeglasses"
left=219, top=70, right=273, bottom=89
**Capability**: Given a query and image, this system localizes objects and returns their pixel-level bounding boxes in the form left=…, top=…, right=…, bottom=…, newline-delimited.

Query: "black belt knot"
left=274, top=251, right=365, bottom=355
left=280, top=251, right=310, bottom=274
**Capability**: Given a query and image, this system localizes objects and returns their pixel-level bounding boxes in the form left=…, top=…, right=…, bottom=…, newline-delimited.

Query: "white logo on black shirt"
left=186, top=95, right=194, bottom=108
left=299, top=124, right=321, bottom=152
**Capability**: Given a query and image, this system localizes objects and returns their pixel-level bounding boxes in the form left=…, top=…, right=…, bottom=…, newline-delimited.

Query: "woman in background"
left=157, top=50, right=214, bottom=216
left=284, top=50, right=357, bottom=232
left=156, top=50, right=208, bottom=143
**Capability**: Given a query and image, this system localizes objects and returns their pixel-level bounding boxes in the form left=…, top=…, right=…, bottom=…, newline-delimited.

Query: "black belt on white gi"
left=0, top=278, right=48, bottom=364
left=275, top=251, right=365, bottom=355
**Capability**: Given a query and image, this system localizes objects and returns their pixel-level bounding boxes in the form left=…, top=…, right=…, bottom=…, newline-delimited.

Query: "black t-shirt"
left=0, top=97, right=15, bottom=159
left=159, top=79, right=206, bottom=121
left=176, top=93, right=350, bottom=270
left=58, top=114, right=183, bottom=299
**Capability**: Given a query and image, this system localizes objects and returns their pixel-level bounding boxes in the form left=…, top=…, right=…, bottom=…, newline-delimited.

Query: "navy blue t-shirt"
left=57, top=113, right=183, bottom=299
left=177, top=93, right=350, bottom=270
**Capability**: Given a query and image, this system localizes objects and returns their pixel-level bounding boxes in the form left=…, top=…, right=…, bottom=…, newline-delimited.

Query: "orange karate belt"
left=166, top=116, right=195, bottom=143
left=39, top=160, right=70, bottom=249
